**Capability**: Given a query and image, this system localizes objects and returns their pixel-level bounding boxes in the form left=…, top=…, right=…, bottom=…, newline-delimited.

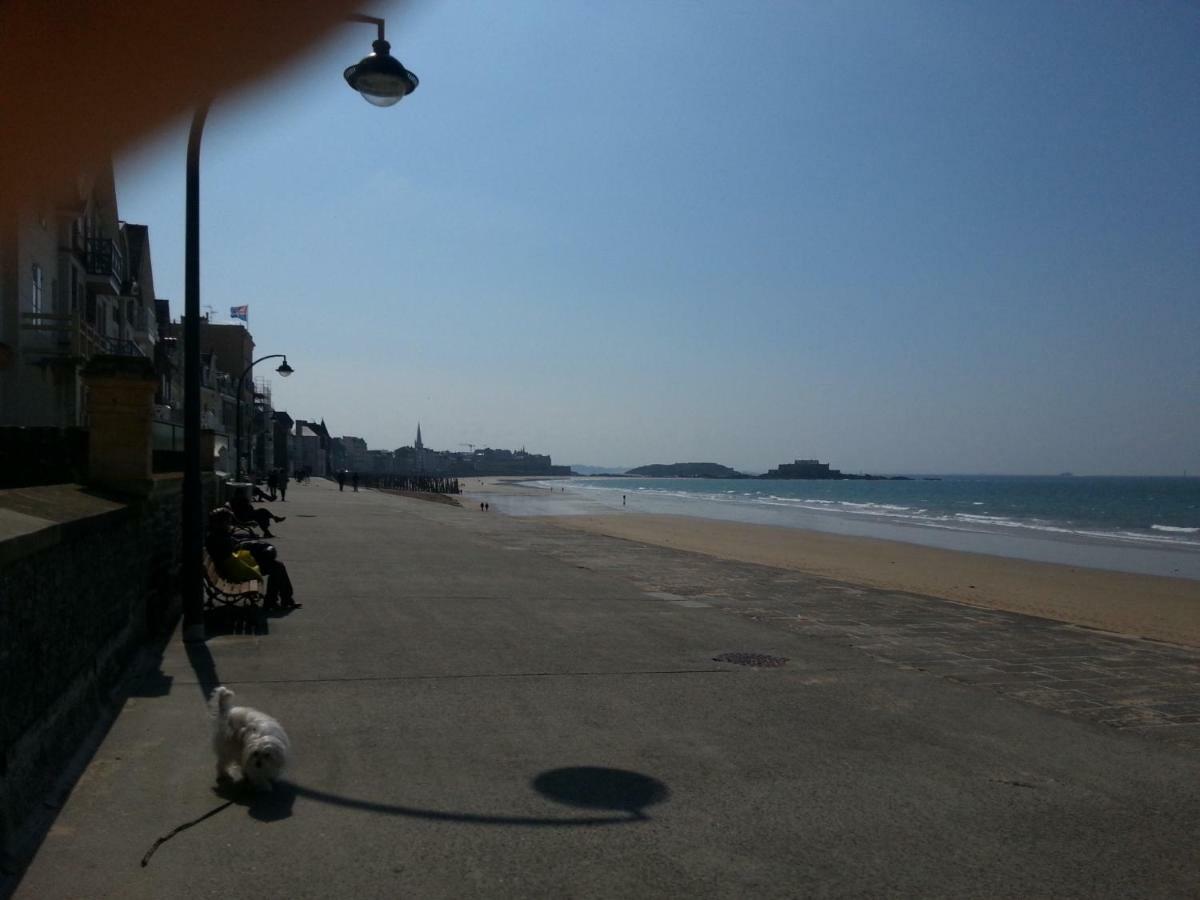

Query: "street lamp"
left=182, top=15, right=416, bottom=643
left=343, top=15, right=419, bottom=107
left=235, top=354, right=293, bottom=481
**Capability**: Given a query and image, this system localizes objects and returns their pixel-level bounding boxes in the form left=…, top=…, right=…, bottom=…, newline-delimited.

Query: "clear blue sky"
left=116, top=0, right=1200, bottom=475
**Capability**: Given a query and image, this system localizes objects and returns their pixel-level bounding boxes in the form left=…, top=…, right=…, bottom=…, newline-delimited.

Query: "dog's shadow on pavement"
left=213, top=780, right=297, bottom=823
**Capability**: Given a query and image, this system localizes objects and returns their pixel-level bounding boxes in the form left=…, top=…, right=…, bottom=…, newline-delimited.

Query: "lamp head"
left=344, top=39, right=418, bottom=107
left=276, top=358, right=294, bottom=378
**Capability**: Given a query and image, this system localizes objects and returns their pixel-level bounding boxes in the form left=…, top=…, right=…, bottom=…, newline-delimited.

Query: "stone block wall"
left=0, top=474, right=215, bottom=864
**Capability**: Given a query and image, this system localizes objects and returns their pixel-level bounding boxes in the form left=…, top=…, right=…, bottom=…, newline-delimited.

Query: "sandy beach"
left=530, top=512, right=1200, bottom=648
left=456, top=477, right=1200, bottom=646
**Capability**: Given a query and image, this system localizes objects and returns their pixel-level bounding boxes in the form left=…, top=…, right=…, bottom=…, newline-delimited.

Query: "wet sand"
left=531, top=512, right=1200, bottom=648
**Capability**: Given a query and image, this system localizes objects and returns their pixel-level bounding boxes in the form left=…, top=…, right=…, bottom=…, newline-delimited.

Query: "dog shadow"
left=213, top=779, right=297, bottom=823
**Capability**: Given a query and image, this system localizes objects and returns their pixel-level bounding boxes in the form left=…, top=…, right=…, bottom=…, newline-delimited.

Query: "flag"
left=230, top=305, right=248, bottom=322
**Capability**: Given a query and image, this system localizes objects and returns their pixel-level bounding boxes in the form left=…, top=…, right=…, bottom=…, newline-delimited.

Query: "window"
left=31, top=263, right=43, bottom=315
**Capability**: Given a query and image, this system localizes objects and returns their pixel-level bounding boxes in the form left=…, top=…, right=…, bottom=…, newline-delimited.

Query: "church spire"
left=415, top=422, right=423, bottom=451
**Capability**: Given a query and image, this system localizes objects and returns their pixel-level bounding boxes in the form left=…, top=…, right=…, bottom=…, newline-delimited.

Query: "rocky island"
left=625, top=462, right=750, bottom=479
left=761, top=458, right=908, bottom=480
left=622, top=459, right=908, bottom=480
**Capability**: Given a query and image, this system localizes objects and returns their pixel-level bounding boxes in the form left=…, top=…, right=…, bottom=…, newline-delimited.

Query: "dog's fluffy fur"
left=212, top=686, right=290, bottom=790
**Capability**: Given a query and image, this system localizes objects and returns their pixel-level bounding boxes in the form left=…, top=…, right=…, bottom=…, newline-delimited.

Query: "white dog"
left=212, top=686, right=290, bottom=790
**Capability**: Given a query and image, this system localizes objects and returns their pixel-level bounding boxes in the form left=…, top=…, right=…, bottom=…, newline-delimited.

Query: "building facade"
left=0, top=164, right=160, bottom=427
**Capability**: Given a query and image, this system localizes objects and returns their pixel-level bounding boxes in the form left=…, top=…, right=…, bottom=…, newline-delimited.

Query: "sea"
left=508, top=475, right=1200, bottom=581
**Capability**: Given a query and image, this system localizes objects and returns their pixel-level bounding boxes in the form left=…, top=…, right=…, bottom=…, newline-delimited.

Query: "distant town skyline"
left=115, top=1, right=1200, bottom=476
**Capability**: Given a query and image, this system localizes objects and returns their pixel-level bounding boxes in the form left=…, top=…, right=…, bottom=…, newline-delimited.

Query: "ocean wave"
left=763, top=496, right=912, bottom=512
left=563, top=479, right=1200, bottom=550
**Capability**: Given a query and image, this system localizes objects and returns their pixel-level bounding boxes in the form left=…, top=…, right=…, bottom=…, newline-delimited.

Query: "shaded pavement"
left=13, top=479, right=1200, bottom=898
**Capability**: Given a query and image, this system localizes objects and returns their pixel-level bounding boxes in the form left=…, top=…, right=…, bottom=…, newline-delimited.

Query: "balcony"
left=19, top=311, right=147, bottom=363
left=84, top=237, right=126, bottom=291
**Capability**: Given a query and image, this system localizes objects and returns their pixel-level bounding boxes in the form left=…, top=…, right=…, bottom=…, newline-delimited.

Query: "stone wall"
left=0, top=474, right=214, bottom=864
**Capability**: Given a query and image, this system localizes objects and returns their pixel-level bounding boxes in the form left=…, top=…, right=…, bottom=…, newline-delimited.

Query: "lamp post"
left=181, top=16, right=417, bottom=643
left=235, top=355, right=293, bottom=481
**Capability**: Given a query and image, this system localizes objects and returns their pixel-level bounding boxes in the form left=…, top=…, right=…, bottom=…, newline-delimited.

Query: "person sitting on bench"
left=228, top=491, right=286, bottom=538
left=206, top=509, right=298, bottom=610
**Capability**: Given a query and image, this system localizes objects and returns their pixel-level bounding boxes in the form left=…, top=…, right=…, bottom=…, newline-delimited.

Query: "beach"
left=461, top=479, right=1200, bottom=648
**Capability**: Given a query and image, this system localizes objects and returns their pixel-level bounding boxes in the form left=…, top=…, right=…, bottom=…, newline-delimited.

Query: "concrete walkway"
left=13, top=479, right=1200, bottom=898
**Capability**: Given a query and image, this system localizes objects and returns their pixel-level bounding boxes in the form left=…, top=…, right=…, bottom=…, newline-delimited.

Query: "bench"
left=202, top=549, right=265, bottom=609
left=225, top=507, right=264, bottom=539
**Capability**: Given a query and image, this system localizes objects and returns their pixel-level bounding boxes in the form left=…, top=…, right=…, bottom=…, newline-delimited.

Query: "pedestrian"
left=623, top=494, right=626, bottom=505
left=337, top=470, right=346, bottom=491
left=278, top=468, right=288, bottom=502
left=480, top=502, right=484, bottom=511
left=352, top=471, right=359, bottom=492
left=485, top=501, right=489, bottom=511
left=267, top=468, right=278, bottom=500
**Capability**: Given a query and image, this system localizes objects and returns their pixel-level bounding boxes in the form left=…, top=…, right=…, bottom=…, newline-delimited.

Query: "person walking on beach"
left=623, top=495, right=626, bottom=506
left=337, top=470, right=346, bottom=491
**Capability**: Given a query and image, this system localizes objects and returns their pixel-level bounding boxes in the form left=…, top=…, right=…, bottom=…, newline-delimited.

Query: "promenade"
left=13, top=479, right=1200, bottom=898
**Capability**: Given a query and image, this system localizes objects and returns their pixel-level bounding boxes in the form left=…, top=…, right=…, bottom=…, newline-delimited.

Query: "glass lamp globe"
left=344, top=40, right=418, bottom=107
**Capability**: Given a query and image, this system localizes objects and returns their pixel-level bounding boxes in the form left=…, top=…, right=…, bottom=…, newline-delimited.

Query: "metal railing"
left=19, top=311, right=147, bottom=359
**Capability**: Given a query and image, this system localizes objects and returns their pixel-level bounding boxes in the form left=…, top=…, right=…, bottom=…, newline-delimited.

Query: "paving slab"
left=12, top=479, right=1200, bottom=898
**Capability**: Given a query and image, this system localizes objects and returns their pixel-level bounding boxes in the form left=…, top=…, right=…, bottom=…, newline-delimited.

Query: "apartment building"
left=0, top=163, right=160, bottom=427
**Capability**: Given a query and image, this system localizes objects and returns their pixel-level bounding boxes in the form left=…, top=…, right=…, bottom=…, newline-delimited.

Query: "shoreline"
left=547, top=476, right=1200, bottom=569
left=472, top=476, right=1200, bottom=580
left=528, top=511, right=1200, bottom=648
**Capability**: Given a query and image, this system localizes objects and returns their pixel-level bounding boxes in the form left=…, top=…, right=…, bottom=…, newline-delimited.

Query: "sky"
left=114, top=0, right=1200, bottom=476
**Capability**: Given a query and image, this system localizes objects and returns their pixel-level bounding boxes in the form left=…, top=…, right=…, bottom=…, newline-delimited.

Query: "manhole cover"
left=713, top=652, right=788, bottom=668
